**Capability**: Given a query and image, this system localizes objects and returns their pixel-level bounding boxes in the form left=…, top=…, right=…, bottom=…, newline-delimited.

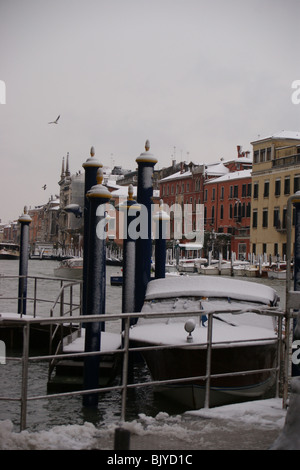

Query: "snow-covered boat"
left=0, top=243, right=19, bottom=260
left=129, top=276, right=280, bottom=409
left=177, top=259, right=197, bottom=273
left=54, top=257, right=83, bottom=280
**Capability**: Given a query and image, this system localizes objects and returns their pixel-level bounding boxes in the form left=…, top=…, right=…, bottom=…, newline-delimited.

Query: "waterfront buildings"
left=2, top=132, right=300, bottom=262
left=250, top=131, right=300, bottom=259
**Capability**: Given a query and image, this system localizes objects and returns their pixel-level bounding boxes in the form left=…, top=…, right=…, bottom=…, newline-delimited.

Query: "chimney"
left=237, top=145, right=242, bottom=158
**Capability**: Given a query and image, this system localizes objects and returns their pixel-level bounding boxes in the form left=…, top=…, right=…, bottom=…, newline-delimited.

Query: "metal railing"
left=0, top=305, right=287, bottom=432
left=0, top=274, right=82, bottom=318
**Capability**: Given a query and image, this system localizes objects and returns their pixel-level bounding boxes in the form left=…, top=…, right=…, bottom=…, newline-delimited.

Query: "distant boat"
left=0, top=243, right=19, bottom=260
left=54, top=257, right=83, bottom=280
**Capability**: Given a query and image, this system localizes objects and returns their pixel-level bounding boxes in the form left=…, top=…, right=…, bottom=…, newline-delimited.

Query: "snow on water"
left=0, top=399, right=286, bottom=450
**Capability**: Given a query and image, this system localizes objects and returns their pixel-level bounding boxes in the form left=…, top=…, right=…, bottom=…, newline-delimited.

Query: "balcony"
left=272, top=153, right=300, bottom=168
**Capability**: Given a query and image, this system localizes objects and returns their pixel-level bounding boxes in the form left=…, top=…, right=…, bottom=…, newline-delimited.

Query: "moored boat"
left=54, top=257, right=83, bottom=280
left=129, top=275, right=280, bottom=409
left=0, top=243, right=19, bottom=260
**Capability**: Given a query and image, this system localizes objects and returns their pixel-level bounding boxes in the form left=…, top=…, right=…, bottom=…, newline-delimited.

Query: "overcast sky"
left=1, top=0, right=299, bottom=224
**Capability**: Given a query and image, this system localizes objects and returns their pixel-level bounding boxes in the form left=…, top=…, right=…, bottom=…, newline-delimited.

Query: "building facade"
left=250, top=131, right=300, bottom=259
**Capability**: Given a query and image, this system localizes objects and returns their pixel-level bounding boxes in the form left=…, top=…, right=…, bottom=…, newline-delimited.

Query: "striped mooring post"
left=82, top=168, right=111, bottom=407
left=18, top=207, right=32, bottom=315
left=134, top=140, right=157, bottom=314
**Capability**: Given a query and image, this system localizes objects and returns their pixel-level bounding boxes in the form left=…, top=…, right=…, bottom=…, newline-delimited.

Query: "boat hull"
left=130, top=339, right=277, bottom=409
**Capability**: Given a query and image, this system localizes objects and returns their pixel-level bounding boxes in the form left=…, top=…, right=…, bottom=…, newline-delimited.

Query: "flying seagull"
left=42, top=184, right=47, bottom=190
left=48, top=115, right=60, bottom=124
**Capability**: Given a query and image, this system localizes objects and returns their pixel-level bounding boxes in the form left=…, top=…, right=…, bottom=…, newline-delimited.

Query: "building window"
left=212, top=188, right=215, bottom=201
left=220, top=186, right=224, bottom=200
left=275, top=179, right=281, bottom=196
left=267, top=147, right=272, bottom=161
left=220, top=204, right=224, bottom=220
left=263, top=243, right=267, bottom=253
left=234, top=185, right=238, bottom=198
left=284, top=177, right=290, bottom=195
left=294, top=175, right=300, bottom=193
left=211, top=206, right=215, bottom=223
left=229, top=204, right=233, bottom=219
left=252, top=210, right=258, bottom=228
left=253, top=182, right=259, bottom=199
left=247, top=184, right=252, bottom=197
left=204, top=206, right=207, bottom=224
left=262, top=208, right=268, bottom=228
left=282, top=208, right=287, bottom=229
left=242, top=184, right=246, bottom=197
left=260, top=149, right=266, bottom=162
left=246, top=202, right=251, bottom=218
left=274, top=243, right=278, bottom=256
left=254, top=151, right=259, bottom=163
left=264, top=181, right=269, bottom=198
left=229, top=186, right=233, bottom=198
left=204, top=189, right=207, bottom=202
left=252, top=243, right=256, bottom=255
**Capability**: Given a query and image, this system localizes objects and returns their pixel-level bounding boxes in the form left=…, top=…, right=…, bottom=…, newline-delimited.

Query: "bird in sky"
left=42, top=184, right=47, bottom=190
left=48, top=115, right=60, bottom=124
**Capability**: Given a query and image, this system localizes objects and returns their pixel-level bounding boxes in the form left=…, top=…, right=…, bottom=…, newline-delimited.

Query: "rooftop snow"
left=251, top=130, right=300, bottom=144
left=205, top=169, right=252, bottom=184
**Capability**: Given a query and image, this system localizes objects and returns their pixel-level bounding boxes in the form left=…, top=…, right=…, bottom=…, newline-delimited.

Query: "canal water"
left=0, top=259, right=287, bottom=449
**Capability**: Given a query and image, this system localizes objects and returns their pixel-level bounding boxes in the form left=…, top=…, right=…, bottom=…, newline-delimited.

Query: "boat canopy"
left=145, top=276, right=279, bottom=306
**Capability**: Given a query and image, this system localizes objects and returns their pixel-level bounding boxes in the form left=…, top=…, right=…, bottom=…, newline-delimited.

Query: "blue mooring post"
left=134, top=140, right=157, bottom=314
left=82, top=147, right=102, bottom=318
left=18, top=207, right=32, bottom=315
left=292, top=199, right=300, bottom=376
left=154, top=199, right=170, bottom=279
left=83, top=168, right=111, bottom=407
left=117, top=185, right=140, bottom=319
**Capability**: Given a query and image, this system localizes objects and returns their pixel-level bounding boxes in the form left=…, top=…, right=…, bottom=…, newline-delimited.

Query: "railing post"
left=121, top=316, right=130, bottom=422
left=204, top=313, right=213, bottom=409
left=33, top=277, right=37, bottom=317
left=20, top=323, right=30, bottom=431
